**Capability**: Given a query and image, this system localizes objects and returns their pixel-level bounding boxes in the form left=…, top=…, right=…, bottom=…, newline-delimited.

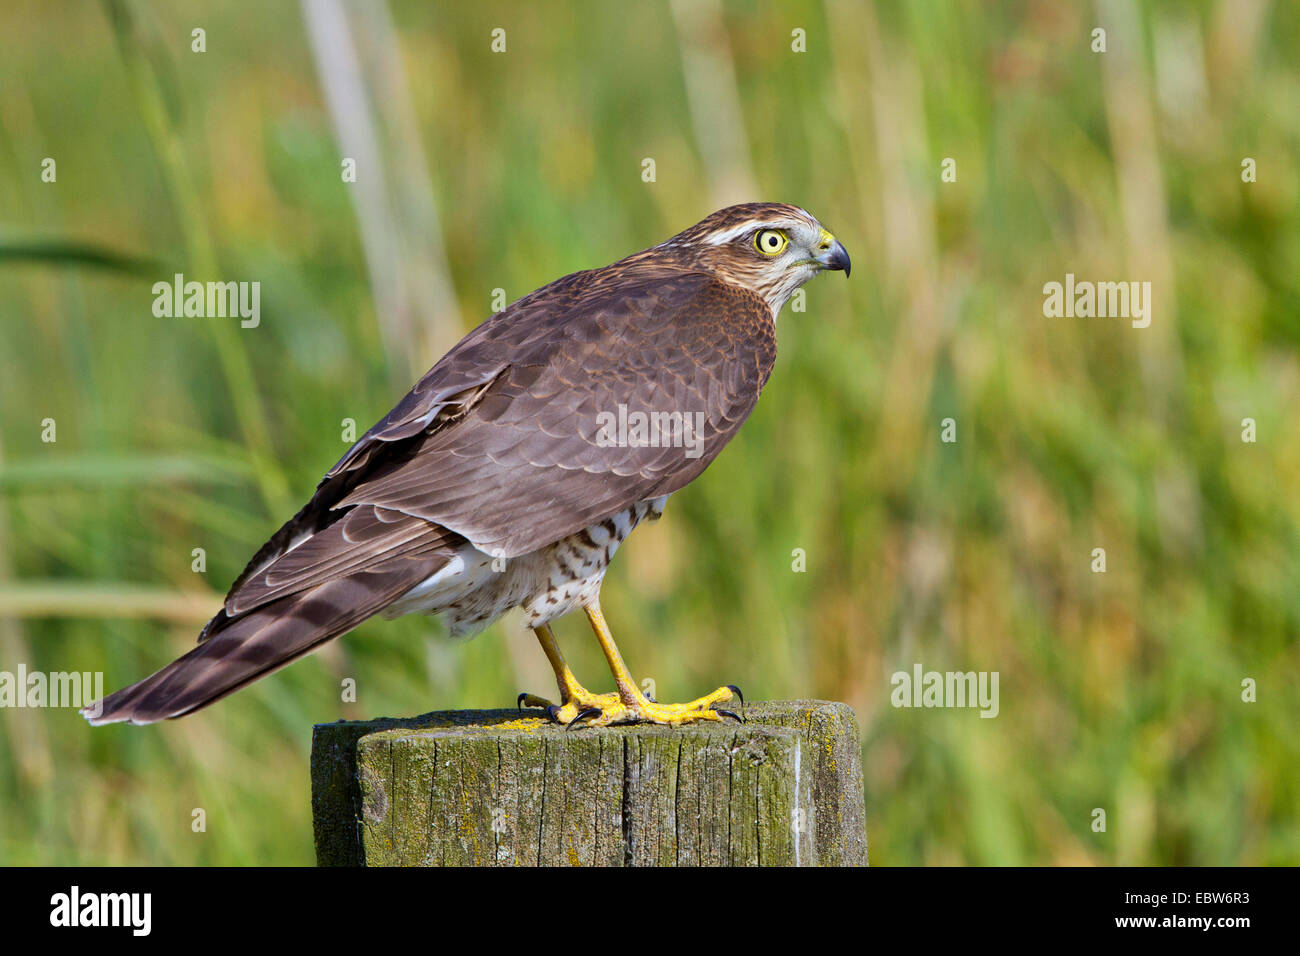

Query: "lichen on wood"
left=311, top=699, right=867, bottom=866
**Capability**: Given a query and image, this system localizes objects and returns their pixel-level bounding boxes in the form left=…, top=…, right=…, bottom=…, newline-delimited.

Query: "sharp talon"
left=728, top=686, right=748, bottom=717
left=544, top=705, right=563, bottom=723
left=716, top=709, right=743, bottom=724
left=568, top=707, right=602, bottom=729
left=517, top=692, right=528, bottom=712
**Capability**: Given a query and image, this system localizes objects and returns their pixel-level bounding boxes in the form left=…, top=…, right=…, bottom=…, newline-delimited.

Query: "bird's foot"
left=518, top=687, right=622, bottom=725
left=519, top=683, right=743, bottom=728
left=588, top=683, right=744, bottom=727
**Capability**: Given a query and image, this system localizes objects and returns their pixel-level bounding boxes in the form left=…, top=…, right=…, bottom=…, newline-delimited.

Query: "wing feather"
left=336, top=272, right=777, bottom=556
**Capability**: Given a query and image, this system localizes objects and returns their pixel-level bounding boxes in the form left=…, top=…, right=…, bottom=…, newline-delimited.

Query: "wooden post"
left=311, top=699, right=867, bottom=866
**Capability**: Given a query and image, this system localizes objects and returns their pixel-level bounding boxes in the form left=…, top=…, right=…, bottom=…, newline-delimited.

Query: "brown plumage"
left=84, top=202, right=849, bottom=725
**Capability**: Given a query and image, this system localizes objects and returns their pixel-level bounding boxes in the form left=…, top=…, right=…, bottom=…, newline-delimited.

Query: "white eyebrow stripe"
left=701, top=221, right=790, bottom=245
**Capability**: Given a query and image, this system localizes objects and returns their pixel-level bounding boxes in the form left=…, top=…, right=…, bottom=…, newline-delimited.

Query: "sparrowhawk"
left=85, top=202, right=850, bottom=727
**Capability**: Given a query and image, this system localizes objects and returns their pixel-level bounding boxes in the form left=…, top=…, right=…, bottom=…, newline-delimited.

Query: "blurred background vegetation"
left=1, top=0, right=1297, bottom=865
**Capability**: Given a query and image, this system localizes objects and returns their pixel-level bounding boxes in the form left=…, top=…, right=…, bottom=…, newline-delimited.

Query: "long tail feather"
left=83, top=555, right=444, bottom=725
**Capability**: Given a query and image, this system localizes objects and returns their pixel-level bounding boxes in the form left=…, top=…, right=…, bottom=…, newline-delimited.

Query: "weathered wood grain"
left=311, top=699, right=867, bottom=866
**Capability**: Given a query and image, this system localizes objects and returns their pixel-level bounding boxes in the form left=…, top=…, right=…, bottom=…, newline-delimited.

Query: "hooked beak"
left=817, top=237, right=851, bottom=277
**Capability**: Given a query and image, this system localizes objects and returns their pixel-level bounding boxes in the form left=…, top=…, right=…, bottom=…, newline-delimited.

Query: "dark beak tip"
left=834, top=244, right=851, bottom=277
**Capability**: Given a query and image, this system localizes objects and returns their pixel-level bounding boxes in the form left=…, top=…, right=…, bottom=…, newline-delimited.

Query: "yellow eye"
left=754, top=229, right=789, bottom=256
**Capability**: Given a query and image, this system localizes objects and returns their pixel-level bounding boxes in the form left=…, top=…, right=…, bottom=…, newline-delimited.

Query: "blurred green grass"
left=0, top=0, right=1297, bottom=865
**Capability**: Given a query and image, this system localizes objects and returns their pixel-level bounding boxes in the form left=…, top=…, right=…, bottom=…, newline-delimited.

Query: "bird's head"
left=658, top=202, right=850, bottom=315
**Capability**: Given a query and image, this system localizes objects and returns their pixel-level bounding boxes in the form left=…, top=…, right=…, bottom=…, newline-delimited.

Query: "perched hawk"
left=85, top=202, right=850, bottom=727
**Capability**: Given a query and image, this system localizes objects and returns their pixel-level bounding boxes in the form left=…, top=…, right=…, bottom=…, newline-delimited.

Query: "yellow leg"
left=518, top=607, right=742, bottom=727
left=517, top=623, right=623, bottom=724
left=576, top=601, right=741, bottom=727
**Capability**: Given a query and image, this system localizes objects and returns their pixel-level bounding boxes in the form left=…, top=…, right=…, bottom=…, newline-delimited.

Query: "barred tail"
left=83, top=557, right=442, bottom=725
